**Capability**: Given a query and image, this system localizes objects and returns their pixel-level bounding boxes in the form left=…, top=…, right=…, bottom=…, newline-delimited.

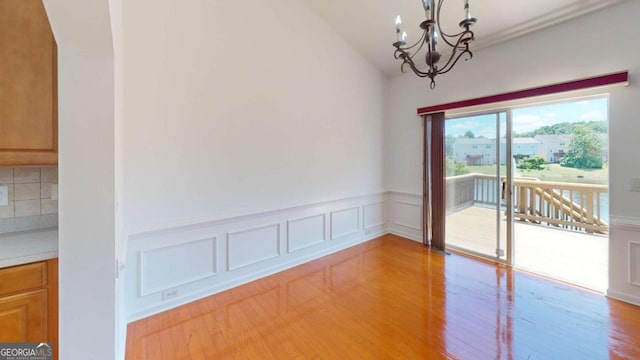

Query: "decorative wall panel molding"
left=125, top=192, right=386, bottom=322
left=393, top=200, right=422, bottom=231
left=630, top=241, right=640, bottom=287
left=330, top=207, right=360, bottom=240
left=612, top=216, right=640, bottom=232
left=363, top=202, right=385, bottom=230
left=140, top=237, right=216, bottom=296
left=287, top=214, right=326, bottom=253
left=227, top=224, right=281, bottom=271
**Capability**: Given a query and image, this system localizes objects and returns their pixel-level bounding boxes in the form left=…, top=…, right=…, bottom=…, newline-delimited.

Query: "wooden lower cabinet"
left=0, top=289, right=47, bottom=341
left=0, top=259, right=57, bottom=359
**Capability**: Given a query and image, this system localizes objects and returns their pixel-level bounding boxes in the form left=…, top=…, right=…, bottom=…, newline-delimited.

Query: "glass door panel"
left=445, top=112, right=507, bottom=261
left=510, top=98, right=609, bottom=291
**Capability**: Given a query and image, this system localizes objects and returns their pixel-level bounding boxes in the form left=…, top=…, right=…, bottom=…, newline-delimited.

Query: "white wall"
left=122, top=0, right=387, bottom=321
left=107, top=0, right=126, bottom=356
left=42, top=1, right=119, bottom=359
left=386, top=1, right=640, bottom=305
left=56, top=50, right=116, bottom=359
left=123, top=0, right=386, bottom=234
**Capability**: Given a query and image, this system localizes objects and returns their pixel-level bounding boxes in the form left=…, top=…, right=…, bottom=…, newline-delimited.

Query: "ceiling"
left=300, top=0, right=628, bottom=76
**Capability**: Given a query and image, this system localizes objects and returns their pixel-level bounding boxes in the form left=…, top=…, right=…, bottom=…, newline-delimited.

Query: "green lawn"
left=467, top=164, right=608, bottom=185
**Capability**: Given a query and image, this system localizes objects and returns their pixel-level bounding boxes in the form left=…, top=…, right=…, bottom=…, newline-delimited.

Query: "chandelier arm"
left=409, top=30, right=429, bottom=60
left=436, top=49, right=473, bottom=76
left=438, top=27, right=466, bottom=49
left=394, top=48, right=408, bottom=60
left=401, top=30, right=429, bottom=51
left=433, top=32, right=473, bottom=74
left=400, top=55, right=431, bottom=78
left=436, top=0, right=466, bottom=39
left=448, top=29, right=475, bottom=51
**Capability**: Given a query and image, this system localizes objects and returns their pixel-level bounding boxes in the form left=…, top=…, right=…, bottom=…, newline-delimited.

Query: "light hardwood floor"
left=126, top=234, right=640, bottom=359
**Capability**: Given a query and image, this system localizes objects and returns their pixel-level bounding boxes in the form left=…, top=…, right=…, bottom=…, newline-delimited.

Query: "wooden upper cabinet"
left=0, top=0, right=57, bottom=165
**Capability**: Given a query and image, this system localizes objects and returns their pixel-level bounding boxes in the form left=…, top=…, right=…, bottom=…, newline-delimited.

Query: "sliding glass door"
left=441, top=96, right=608, bottom=292
left=445, top=111, right=510, bottom=262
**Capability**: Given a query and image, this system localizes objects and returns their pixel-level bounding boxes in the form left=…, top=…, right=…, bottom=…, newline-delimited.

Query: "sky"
left=445, top=97, right=608, bottom=138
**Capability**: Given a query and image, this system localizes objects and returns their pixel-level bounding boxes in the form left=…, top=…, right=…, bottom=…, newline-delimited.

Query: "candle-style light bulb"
left=431, top=28, right=439, bottom=52
left=395, top=15, right=403, bottom=42
left=464, top=0, right=471, bottom=20
left=427, top=27, right=441, bottom=66
left=422, top=0, right=433, bottom=21
left=401, top=31, right=408, bottom=42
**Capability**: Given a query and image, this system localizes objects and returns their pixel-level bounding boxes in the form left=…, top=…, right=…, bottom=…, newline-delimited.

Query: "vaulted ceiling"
left=301, top=0, right=628, bottom=76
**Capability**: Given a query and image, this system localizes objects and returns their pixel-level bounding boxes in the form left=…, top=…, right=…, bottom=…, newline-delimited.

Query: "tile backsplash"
left=0, top=167, right=58, bottom=233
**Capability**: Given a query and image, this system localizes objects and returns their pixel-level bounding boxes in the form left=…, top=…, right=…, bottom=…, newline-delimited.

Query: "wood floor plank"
left=126, top=234, right=640, bottom=359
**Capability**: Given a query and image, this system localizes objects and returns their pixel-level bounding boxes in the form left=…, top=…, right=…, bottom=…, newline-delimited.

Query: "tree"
left=560, top=124, right=604, bottom=169
left=445, top=135, right=456, bottom=157
left=517, top=156, right=546, bottom=170
left=514, top=121, right=607, bottom=138
left=463, top=130, right=475, bottom=138
left=446, top=156, right=471, bottom=177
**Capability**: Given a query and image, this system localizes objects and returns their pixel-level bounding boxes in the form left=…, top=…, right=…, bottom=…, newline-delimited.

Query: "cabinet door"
left=0, top=289, right=47, bottom=342
left=0, top=0, right=57, bottom=165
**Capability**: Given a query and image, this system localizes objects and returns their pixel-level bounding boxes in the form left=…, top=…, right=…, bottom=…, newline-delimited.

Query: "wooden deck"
left=447, top=206, right=608, bottom=291
left=126, top=234, right=640, bottom=359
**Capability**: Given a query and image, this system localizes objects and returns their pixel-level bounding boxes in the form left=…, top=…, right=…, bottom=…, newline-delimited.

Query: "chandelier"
left=393, top=0, right=476, bottom=89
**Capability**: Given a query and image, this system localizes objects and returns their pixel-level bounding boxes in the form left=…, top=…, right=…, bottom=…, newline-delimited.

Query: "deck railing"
left=446, top=173, right=608, bottom=234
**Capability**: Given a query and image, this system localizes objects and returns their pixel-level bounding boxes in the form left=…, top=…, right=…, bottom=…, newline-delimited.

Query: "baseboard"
left=606, top=289, right=640, bottom=307
left=388, top=229, right=422, bottom=243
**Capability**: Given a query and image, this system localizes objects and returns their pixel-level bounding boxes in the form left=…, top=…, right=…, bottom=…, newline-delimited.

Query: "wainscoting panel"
left=393, top=201, right=421, bottom=231
left=227, top=224, right=280, bottom=271
left=607, top=216, right=640, bottom=307
left=125, top=193, right=387, bottom=322
left=140, top=237, right=216, bottom=296
left=330, top=207, right=360, bottom=240
left=631, top=242, right=640, bottom=287
left=387, top=192, right=422, bottom=242
left=363, top=202, right=385, bottom=231
left=287, top=214, right=326, bottom=253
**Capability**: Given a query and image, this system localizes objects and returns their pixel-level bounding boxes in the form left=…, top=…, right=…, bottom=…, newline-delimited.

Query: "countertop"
left=0, top=228, right=58, bottom=268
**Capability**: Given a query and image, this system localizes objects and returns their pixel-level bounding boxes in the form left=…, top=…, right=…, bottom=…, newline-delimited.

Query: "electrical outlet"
left=162, top=288, right=179, bottom=300
left=0, top=186, right=8, bottom=206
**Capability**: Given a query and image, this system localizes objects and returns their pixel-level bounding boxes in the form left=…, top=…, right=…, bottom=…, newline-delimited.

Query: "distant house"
left=452, top=138, right=496, bottom=165
left=452, top=134, right=608, bottom=166
left=499, top=138, right=540, bottom=164
left=454, top=137, right=540, bottom=165
left=535, top=134, right=571, bottom=163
